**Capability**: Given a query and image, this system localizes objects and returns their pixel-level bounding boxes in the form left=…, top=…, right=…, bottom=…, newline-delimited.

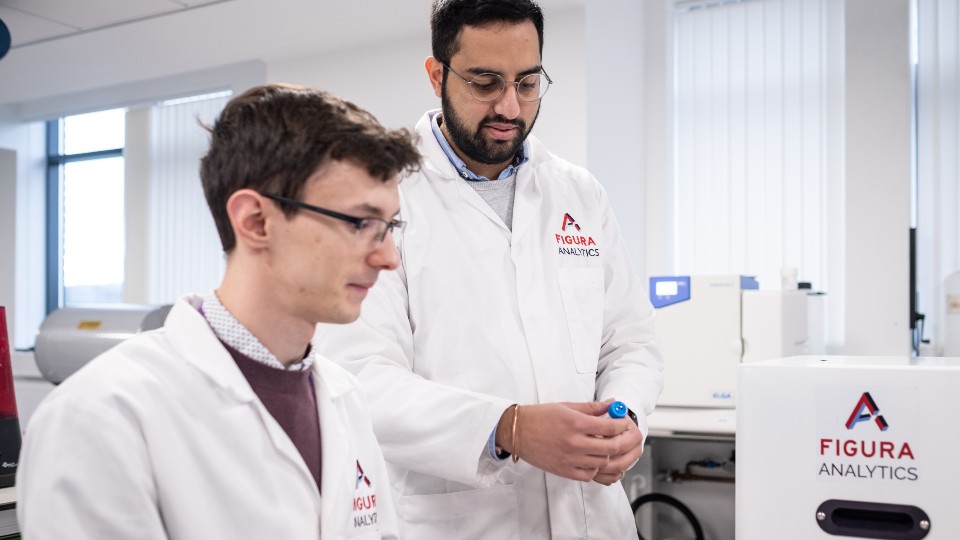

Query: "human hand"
left=592, top=417, right=644, bottom=485
left=494, top=400, right=633, bottom=481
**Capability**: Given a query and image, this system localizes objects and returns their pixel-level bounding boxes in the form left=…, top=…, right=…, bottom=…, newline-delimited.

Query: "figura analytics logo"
left=555, top=213, right=599, bottom=257
left=817, top=391, right=917, bottom=482
left=845, top=391, right=889, bottom=431
left=353, top=459, right=378, bottom=529
left=560, top=213, right=581, bottom=232
left=356, top=460, right=371, bottom=489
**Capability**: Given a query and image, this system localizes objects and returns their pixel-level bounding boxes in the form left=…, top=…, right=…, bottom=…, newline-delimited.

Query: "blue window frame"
left=46, top=109, right=126, bottom=312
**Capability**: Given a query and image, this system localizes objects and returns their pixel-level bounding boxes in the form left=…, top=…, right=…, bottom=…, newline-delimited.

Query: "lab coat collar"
left=414, top=109, right=544, bottom=239
left=165, top=295, right=258, bottom=403
left=415, top=109, right=547, bottom=173
left=311, top=351, right=357, bottom=400
left=417, top=110, right=460, bottom=180
left=168, top=295, right=361, bottom=504
left=166, top=294, right=356, bottom=401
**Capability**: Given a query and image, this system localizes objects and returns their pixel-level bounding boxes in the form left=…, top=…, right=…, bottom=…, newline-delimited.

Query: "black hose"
left=632, top=492, right=706, bottom=540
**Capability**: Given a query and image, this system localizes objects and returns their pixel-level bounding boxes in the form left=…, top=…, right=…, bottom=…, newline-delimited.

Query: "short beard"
left=440, top=84, right=538, bottom=166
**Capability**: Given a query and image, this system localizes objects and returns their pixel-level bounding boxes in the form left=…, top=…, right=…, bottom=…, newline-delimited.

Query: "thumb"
left=568, top=398, right=615, bottom=417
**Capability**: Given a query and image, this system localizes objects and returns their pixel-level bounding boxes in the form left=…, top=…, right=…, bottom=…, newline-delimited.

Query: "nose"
left=368, top=231, right=401, bottom=271
left=493, top=83, right=521, bottom=119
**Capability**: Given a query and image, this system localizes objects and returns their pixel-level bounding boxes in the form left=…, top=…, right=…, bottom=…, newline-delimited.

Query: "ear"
left=425, top=56, right=444, bottom=98
left=226, top=189, right=271, bottom=251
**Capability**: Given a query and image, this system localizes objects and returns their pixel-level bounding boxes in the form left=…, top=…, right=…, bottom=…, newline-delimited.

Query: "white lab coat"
left=315, top=110, right=663, bottom=539
left=17, top=295, right=398, bottom=540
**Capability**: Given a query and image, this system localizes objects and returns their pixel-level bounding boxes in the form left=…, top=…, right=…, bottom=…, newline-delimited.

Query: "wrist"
left=495, top=404, right=518, bottom=454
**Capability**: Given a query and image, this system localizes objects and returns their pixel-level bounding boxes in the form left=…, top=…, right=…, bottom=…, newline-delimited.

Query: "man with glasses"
left=17, top=84, right=420, bottom=539
left=318, top=0, right=664, bottom=538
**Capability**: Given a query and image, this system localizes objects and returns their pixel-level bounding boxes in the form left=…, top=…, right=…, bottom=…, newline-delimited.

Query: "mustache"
left=482, top=115, right=525, bottom=130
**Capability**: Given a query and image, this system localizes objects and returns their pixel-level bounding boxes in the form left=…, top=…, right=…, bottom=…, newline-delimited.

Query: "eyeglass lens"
left=469, top=73, right=548, bottom=102
left=357, top=219, right=404, bottom=246
left=357, top=220, right=388, bottom=245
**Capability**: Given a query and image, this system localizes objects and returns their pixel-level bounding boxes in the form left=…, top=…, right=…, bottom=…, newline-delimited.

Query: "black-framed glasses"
left=440, top=61, right=553, bottom=102
left=262, top=193, right=405, bottom=247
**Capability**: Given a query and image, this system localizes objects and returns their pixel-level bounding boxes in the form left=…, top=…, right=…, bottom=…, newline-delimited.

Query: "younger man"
left=17, top=84, right=420, bottom=540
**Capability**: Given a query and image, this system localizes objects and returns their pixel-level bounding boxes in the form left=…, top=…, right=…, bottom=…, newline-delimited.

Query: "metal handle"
left=816, top=499, right=930, bottom=539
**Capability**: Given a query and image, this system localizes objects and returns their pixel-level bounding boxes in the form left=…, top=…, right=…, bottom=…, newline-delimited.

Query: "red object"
left=0, top=307, right=16, bottom=418
left=0, top=306, right=20, bottom=487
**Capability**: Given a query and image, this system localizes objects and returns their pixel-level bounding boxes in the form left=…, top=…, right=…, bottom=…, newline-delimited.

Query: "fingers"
left=592, top=430, right=644, bottom=486
left=560, top=405, right=631, bottom=437
left=571, top=430, right=623, bottom=457
left=515, top=401, right=640, bottom=482
left=590, top=417, right=632, bottom=438
left=594, top=457, right=635, bottom=485
left=569, top=467, right=601, bottom=482
left=561, top=451, right=610, bottom=471
left=592, top=470, right=623, bottom=486
left=562, top=399, right=612, bottom=416
left=593, top=465, right=629, bottom=486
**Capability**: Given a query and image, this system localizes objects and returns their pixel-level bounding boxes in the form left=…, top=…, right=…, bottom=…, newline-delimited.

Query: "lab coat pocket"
left=399, top=484, right=520, bottom=540
left=557, top=267, right=604, bottom=374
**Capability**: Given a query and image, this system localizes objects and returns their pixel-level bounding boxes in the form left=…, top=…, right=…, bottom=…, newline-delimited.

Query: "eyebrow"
left=465, top=65, right=543, bottom=79
left=347, top=203, right=400, bottom=220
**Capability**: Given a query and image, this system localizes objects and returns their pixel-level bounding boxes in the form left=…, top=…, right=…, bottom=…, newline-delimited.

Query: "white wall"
left=269, top=7, right=588, bottom=166
left=123, top=106, right=151, bottom=304
left=268, top=33, right=436, bottom=131
left=585, top=0, right=649, bottom=274
left=0, top=120, right=46, bottom=350
left=0, top=149, right=16, bottom=346
left=0, top=0, right=437, bottom=111
left=844, top=0, right=912, bottom=355
left=0, top=0, right=920, bottom=357
left=0, top=5, right=589, bottom=348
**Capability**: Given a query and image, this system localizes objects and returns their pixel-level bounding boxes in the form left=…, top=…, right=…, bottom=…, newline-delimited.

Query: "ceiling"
left=0, top=0, right=585, bottom=113
left=0, top=0, right=230, bottom=47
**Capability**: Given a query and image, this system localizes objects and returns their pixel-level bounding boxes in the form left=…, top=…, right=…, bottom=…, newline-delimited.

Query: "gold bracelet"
left=511, top=404, right=521, bottom=463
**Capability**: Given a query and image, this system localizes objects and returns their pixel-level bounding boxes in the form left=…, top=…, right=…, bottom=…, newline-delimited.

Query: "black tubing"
left=632, top=492, right=706, bottom=540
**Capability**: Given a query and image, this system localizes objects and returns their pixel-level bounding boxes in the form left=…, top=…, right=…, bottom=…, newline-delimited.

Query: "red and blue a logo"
left=356, top=460, right=371, bottom=488
left=845, top=392, right=889, bottom=431
left=561, top=213, right=581, bottom=232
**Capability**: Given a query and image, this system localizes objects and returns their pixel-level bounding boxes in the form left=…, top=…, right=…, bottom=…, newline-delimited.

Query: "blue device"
left=608, top=400, right=627, bottom=419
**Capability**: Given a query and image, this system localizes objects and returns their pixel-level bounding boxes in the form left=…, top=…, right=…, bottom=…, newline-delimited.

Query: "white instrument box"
left=737, top=355, right=959, bottom=540
left=650, top=275, right=810, bottom=408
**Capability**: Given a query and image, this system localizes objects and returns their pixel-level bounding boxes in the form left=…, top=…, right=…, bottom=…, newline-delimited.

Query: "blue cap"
left=608, top=400, right=627, bottom=419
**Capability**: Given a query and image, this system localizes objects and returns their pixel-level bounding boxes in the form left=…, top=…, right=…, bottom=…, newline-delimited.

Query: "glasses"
left=440, top=61, right=553, bottom=102
left=262, top=193, right=405, bottom=247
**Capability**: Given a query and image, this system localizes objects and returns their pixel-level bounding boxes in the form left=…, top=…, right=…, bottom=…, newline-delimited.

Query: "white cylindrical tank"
left=944, top=269, right=960, bottom=356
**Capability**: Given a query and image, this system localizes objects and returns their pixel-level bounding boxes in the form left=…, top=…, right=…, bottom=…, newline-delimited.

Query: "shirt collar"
left=201, top=292, right=314, bottom=372
left=430, top=112, right=528, bottom=182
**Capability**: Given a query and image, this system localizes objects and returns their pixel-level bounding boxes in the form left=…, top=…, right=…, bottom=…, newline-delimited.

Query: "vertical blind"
left=147, top=93, right=230, bottom=304
left=916, top=0, right=960, bottom=352
left=671, top=0, right=841, bottom=292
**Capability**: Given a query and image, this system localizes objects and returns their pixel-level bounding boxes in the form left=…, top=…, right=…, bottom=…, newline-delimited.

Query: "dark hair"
left=200, top=83, right=420, bottom=252
left=431, top=0, right=545, bottom=65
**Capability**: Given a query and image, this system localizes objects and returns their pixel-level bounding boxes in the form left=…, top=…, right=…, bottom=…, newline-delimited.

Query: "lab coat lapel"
left=316, top=362, right=353, bottom=535
left=165, top=297, right=255, bottom=402
left=249, top=400, right=320, bottom=501
left=510, top=158, right=543, bottom=247
left=416, top=110, right=512, bottom=235
left=454, top=180, right=513, bottom=234
left=166, top=296, right=320, bottom=500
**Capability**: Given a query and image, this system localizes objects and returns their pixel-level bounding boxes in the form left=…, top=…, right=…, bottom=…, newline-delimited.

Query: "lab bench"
left=628, top=407, right=736, bottom=540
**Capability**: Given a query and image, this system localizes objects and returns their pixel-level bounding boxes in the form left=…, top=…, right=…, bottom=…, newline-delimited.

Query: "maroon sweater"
left=223, top=343, right=322, bottom=492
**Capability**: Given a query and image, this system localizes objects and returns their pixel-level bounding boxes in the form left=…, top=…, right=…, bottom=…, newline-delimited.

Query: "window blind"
left=146, top=92, right=230, bottom=303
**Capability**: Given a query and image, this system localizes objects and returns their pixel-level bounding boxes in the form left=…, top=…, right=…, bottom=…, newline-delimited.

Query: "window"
left=144, top=91, right=231, bottom=303
left=671, top=0, right=841, bottom=292
left=43, top=91, right=231, bottom=314
left=46, top=108, right=126, bottom=311
left=915, top=0, right=960, bottom=354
